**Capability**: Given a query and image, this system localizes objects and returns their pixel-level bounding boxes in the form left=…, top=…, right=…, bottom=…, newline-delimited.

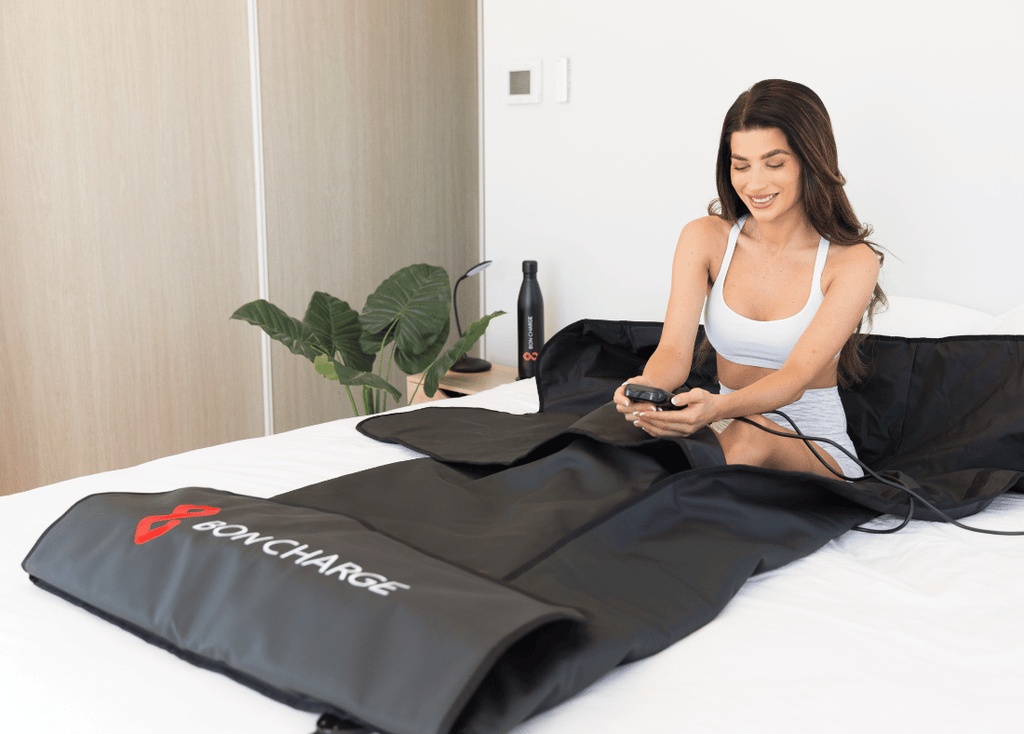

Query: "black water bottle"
left=518, top=260, right=544, bottom=379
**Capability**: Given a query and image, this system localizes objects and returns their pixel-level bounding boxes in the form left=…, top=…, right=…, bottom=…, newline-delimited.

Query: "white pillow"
left=983, top=303, right=1024, bottom=335
left=867, top=296, right=992, bottom=338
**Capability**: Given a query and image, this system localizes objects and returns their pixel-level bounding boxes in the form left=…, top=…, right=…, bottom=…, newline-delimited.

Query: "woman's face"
left=729, top=127, right=803, bottom=223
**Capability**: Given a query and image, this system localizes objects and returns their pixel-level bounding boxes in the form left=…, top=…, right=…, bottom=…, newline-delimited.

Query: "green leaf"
left=313, top=354, right=339, bottom=381
left=361, top=264, right=451, bottom=358
left=422, top=311, right=505, bottom=397
left=335, top=305, right=375, bottom=372
left=303, top=292, right=374, bottom=372
left=313, top=353, right=400, bottom=406
left=330, top=356, right=402, bottom=403
left=393, top=317, right=450, bottom=375
left=231, top=300, right=321, bottom=362
left=358, top=322, right=390, bottom=356
left=301, top=292, right=335, bottom=355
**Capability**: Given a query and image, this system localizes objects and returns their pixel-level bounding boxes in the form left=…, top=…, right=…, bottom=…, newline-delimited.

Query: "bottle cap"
left=522, top=260, right=538, bottom=274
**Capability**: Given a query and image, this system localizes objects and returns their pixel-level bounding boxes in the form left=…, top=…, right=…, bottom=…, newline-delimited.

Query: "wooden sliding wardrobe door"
left=257, top=0, right=480, bottom=431
left=0, top=0, right=263, bottom=494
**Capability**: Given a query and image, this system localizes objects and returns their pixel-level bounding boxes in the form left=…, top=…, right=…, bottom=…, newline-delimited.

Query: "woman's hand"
left=613, top=377, right=653, bottom=417
left=631, top=388, right=719, bottom=438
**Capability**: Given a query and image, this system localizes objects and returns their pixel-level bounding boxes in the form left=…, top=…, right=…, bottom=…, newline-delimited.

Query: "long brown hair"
left=706, top=79, right=886, bottom=387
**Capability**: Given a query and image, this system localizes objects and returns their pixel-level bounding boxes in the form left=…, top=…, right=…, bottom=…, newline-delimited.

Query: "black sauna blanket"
left=278, top=321, right=1024, bottom=731
left=23, top=321, right=1024, bottom=734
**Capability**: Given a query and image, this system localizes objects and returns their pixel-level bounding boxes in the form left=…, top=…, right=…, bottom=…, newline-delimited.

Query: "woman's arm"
left=637, top=242, right=881, bottom=435
left=613, top=218, right=719, bottom=410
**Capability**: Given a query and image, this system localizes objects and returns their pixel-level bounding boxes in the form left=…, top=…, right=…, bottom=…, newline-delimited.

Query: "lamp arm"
left=452, top=273, right=469, bottom=337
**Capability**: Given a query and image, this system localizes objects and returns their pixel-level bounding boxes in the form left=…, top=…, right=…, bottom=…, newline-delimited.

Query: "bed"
left=3, top=296, right=1023, bottom=734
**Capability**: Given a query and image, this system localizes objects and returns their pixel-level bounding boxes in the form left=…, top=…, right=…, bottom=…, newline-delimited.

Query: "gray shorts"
left=716, top=385, right=864, bottom=480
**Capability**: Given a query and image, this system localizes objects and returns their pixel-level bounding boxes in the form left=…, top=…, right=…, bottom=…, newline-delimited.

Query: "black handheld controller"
left=623, top=383, right=683, bottom=409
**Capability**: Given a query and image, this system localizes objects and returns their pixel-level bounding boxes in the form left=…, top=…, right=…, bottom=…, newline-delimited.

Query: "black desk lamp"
left=450, top=260, right=492, bottom=373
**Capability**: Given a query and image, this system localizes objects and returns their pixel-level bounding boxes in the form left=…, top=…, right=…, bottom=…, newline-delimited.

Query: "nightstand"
left=406, top=364, right=518, bottom=405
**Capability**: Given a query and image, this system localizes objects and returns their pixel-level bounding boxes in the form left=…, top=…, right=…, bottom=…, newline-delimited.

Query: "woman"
left=613, top=79, right=885, bottom=480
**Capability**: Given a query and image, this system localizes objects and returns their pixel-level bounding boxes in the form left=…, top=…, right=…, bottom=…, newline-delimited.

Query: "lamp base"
left=450, top=356, right=492, bottom=373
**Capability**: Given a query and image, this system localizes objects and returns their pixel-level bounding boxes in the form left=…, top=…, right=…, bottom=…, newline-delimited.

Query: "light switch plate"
left=505, top=59, right=542, bottom=104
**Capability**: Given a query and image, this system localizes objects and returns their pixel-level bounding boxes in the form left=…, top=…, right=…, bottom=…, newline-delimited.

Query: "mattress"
left=4, top=319, right=1024, bottom=732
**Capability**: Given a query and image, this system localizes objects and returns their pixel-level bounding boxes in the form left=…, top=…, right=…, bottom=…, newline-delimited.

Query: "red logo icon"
left=522, top=352, right=538, bottom=361
left=135, top=504, right=221, bottom=545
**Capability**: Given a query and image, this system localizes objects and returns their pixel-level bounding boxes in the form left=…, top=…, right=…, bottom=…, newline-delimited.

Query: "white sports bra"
left=703, top=215, right=830, bottom=370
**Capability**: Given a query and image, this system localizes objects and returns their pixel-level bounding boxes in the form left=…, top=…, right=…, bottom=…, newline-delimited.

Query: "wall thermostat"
left=505, top=59, right=542, bottom=104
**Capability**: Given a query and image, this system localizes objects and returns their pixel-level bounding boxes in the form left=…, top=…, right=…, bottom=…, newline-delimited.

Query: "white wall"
left=481, top=0, right=1024, bottom=367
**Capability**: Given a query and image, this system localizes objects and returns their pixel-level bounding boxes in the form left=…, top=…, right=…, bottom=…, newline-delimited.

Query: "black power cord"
left=733, top=411, right=1024, bottom=536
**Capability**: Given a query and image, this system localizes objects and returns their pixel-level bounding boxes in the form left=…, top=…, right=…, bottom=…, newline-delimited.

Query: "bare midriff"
left=717, top=356, right=839, bottom=393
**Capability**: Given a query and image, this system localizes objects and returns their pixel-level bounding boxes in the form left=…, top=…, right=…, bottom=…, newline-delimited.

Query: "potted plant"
left=232, top=264, right=503, bottom=415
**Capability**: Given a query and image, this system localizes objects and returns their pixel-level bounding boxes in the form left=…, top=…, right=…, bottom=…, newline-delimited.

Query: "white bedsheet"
left=2, top=379, right=1022, bottom=734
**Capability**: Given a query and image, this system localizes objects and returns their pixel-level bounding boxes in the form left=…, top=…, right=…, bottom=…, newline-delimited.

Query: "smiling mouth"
left=749, top=193, right=778, bottom=207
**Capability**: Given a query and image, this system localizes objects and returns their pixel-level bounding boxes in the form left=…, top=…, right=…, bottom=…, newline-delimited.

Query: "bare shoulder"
left=680, top=215, right=731, bottom=241
left=676, top=215, right=730, bottom=258
left=831, top=242, right=881, bottom=271
left=825, top=242, right=881, bottom=290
